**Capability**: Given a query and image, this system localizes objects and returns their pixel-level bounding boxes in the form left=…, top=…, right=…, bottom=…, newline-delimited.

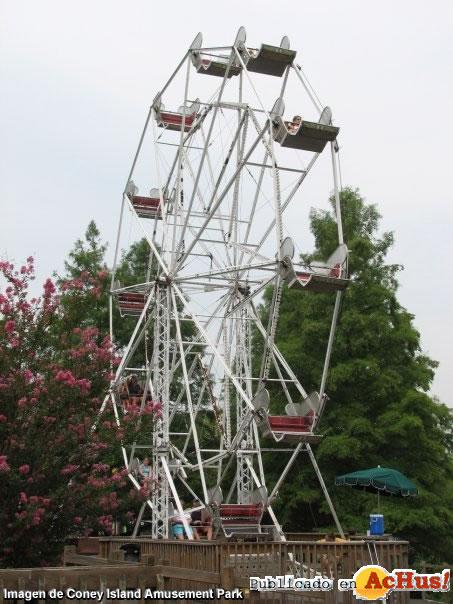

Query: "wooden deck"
left=0, top=537, right=410, bottom=603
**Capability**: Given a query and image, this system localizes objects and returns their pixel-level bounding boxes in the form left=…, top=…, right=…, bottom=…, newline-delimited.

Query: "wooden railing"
left=98, top=537, right=409, bottom=602
left=0, top=538, right=410, bottom=603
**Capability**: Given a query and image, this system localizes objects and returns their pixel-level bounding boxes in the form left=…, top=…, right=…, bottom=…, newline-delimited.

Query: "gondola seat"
left=117, top=292, right=146, bottom=317
left=154, top=99, right=201, bottom=132
left=243, top=36, right=296, bottom=77
left=190, top=31, right=241, bottom=78
left=208, top=486, right=268, bottom=538
left=126, top=182, right=168, bottom=219
left=282, top=243, right=349, bottom=293
left=193, top=52, right=242, bottom=78
left=253, top=389, right=323, bottom=444
left=271, top=100, right=339, bottom=153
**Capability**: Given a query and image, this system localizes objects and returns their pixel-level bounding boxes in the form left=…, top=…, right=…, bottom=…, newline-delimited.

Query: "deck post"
left=220, top=565, right=235, bottom=591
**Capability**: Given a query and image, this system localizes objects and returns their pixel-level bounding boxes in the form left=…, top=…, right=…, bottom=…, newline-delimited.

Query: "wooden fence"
left=0, top=538, right=411, bottom=603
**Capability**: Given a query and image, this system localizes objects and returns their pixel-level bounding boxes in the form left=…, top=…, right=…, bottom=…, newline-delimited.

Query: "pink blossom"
left=32, top=516, right=40, bottom=525
left=61, top=465, right=78, bottom=475
left=18, top=465, right=30, bottom=474
left=74, top=516, right=82, bottom=524
left=0, top=455, right=11, bottom=472
left=81, top=271, right=89, bottom=279
left=43, top=278, right=56, bottom=297
left=72, top=278, right=84, bottom=289
left=29, top=496, right=39, bottom=504
left=19, top=492, right=27, bottom=503
left=0, top=415, right=7, bottom=422
left=98, top=269, right=108, bottom=279
left=27, top=256, right=34, bottom=263
left=4, top=320, right=16, bottom=333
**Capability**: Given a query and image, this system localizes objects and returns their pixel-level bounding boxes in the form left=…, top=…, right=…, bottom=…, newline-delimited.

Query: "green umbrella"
left=335, top=466, right=419, bottom=513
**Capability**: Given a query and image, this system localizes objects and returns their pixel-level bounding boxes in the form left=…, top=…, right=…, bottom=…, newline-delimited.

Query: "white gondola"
left=240, top=35, right=296, bottom=77
left=154, top=98, right=201, bottom=132
left=271, top=99, right=339, bottom=153
left=126, top=181, right=167, bottom=220
left=190, top=32, right=242, bottom=78
left=280, top=237, right=349, bottom=293
left=116, top=292, right=146, bottom=317
left=253, top=390, right=323, bottom=444
left=208, top=486, right=268, bottom=538
left=113, top=281, right=147, bottom=318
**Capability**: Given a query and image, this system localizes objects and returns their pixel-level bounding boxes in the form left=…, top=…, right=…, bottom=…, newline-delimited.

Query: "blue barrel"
left=369, top=514, right=384, bottom=535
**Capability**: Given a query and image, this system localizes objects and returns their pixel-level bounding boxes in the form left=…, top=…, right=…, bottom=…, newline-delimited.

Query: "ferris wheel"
left=107, top=27, right=348, bottom=541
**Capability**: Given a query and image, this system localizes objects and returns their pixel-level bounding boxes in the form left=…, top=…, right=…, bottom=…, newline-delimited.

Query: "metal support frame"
left=151, top=285, right=171, bottom=539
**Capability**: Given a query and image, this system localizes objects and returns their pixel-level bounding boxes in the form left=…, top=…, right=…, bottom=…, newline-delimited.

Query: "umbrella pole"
left=378, top=490, right=380, bottom=514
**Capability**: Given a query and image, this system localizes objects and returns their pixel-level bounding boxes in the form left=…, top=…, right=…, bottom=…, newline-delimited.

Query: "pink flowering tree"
left=0, top=257, right=156, bottom=568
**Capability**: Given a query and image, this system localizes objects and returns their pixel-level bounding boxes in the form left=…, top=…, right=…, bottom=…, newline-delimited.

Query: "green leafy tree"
left=56, top=221, right=110, bottom=342
left=258, top=187, right=453, bottom=561
left=58, top=224, right=157, bottom=352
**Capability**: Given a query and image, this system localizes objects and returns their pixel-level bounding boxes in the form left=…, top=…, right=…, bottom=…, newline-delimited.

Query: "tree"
left=0, top=257, right=155, bottom=568
left=56, top=220, right=110, bottom=342
left=257, top=187, right=453, bottom=561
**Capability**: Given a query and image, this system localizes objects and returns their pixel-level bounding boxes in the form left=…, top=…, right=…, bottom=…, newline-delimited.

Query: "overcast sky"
left=1, top=0, right=452, bottom=406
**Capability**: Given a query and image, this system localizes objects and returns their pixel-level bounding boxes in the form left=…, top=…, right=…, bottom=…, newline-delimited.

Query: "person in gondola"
left=127, top=375, right=142, bottom=407
left=191, top=499, right=212, bottom=541
left=139, top=456, right=152, bottom=489
left=119, top=379, right=129, bottom=412
left=171, top=499, right=194, bottom=541
left=288, top=115, right=302, bottom=133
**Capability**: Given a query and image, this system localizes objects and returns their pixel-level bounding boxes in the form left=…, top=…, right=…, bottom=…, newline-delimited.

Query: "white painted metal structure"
left=106, top=28, right=348, bottom=540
